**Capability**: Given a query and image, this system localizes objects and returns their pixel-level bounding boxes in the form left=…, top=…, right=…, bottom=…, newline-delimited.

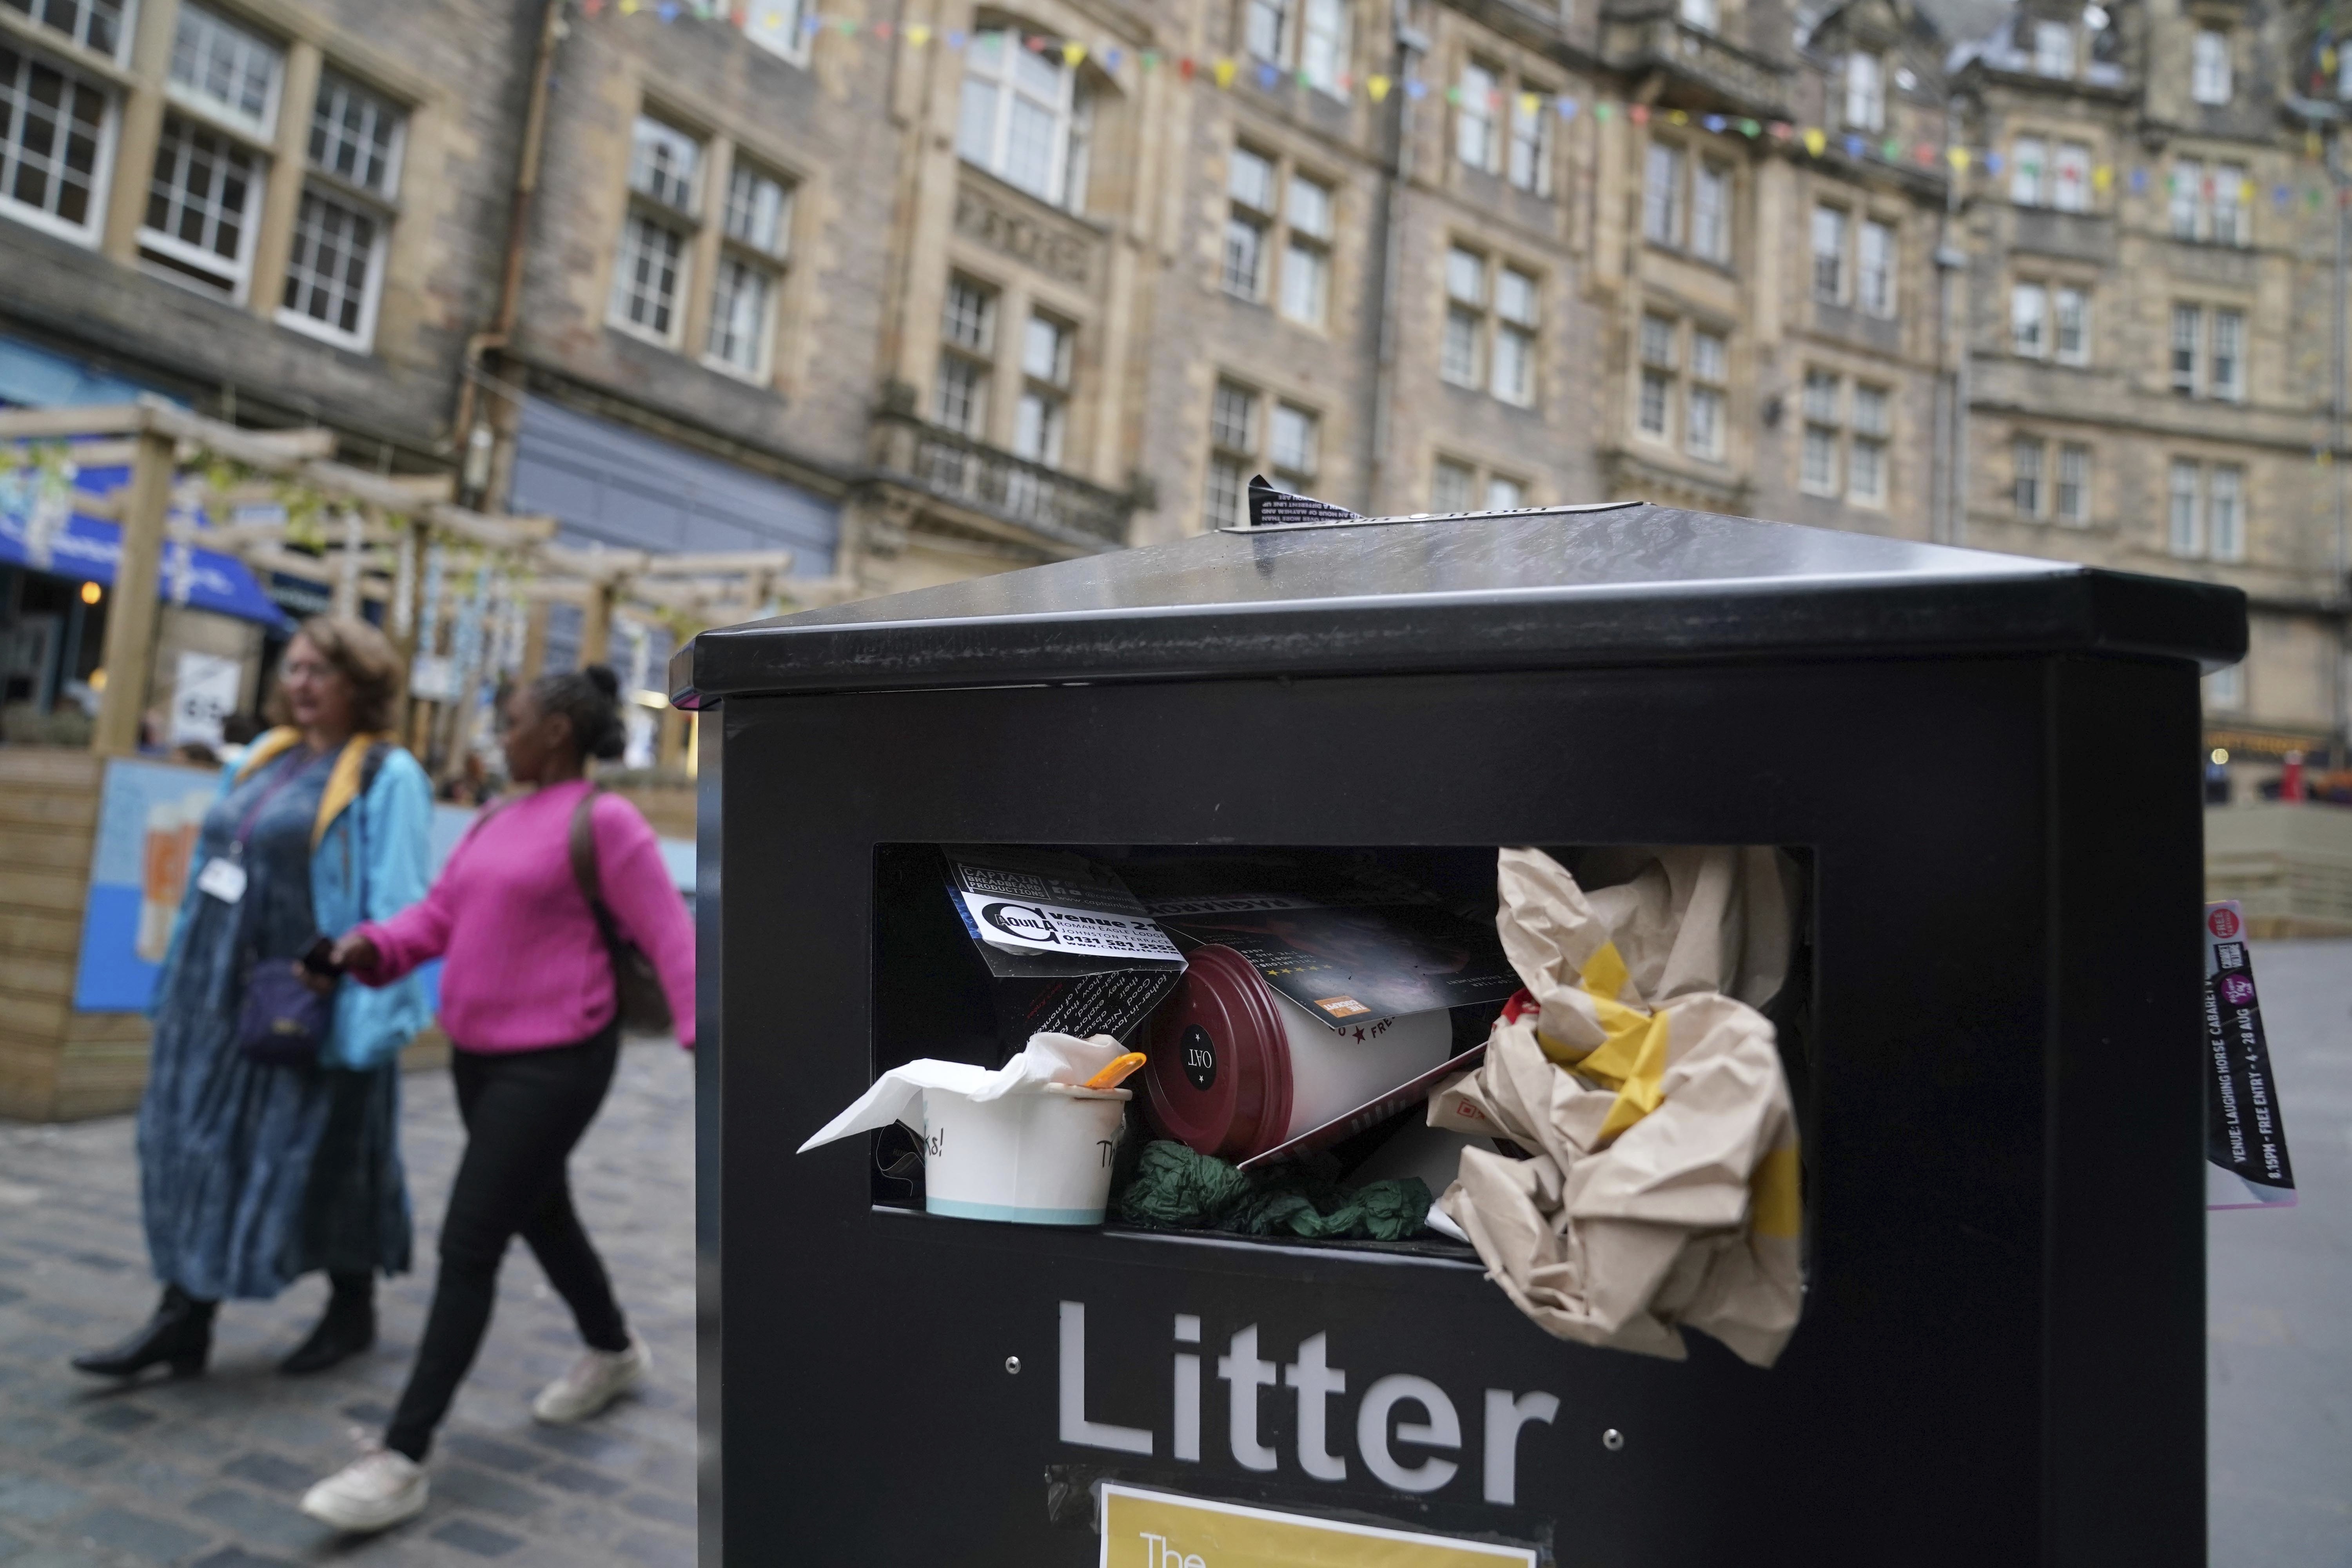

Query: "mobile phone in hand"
left=300, top=936, right=343, bottom=978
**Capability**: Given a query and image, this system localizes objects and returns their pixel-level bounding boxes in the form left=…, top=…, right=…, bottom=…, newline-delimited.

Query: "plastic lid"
left=1142, top=946, right=1292, bottom=1160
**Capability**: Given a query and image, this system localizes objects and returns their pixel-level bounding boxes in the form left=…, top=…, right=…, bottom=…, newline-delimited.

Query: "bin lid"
left=670, top=502, right=2248, bottom=706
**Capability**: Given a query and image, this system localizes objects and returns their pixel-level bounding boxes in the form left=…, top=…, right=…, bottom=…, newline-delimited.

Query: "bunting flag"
left=582, top=4, right=2344, bottom=194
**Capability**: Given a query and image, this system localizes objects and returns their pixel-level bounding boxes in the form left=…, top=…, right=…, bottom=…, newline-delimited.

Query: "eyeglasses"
left=281, top=659, right=335, bottom=681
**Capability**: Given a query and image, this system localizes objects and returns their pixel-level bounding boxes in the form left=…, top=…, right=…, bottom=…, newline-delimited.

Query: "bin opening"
left=869, top=842, right=1816, bottom=1263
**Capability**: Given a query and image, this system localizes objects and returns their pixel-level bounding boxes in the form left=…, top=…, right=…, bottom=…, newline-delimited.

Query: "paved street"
left=2210, top=941, right=2352, bottom=1568
left=0, top=1042, right=695, bottom=1568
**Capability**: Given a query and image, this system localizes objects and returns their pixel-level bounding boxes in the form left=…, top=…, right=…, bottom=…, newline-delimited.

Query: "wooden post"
left=521, top=599, right=550, bottom=682
left=579, top=581, right=615, bottom=668
left=91, top=426, right=175, bottom=755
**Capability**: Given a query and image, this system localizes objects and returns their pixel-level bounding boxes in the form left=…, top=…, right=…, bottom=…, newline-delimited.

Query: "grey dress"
left=136, top=745, right=411, bottom=1301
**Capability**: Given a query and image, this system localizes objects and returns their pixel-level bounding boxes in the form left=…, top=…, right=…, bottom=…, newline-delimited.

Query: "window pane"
left=1442, top=304, right=1482, bottom=387
left=1446, top=245, right=1485, bottom=304
left=2011, top=283, right=2046, bottom=357
left=2013, top=438, right=2044, bottom=516
left=1802, top=425, right=1838, bottom=494
left=2171, top=304, right=2201, bottom=393
left=934, top=354, right=987, bottom=434
left=1687, top=384, right=1724, bottom=458
left=2213, top=162, right=2247, bottom=245
left=1643, top=142, right=1683, bottom=245
left=724, top=163, right=791, bottom=254
left=2168, top=460, right=2201, bottom=555
left=1859, top=220, right=1894, bottom=316
left=10, top=0, right=127, bottom=55
left=1485, top=475, right=1525, bottom=510
left=1288, top=172, right=1334, bottom=239
left=1247, top=0, right=1292, bottom=64
left=2213, top=309, right=2243, bottom=399
left=1301, top=0, right=1348, bottom=92
left=2055, top=287, right=2087, bottom=363
left=2209, top=465, right=2243, bottom=559
left=1022, top=314, right=1071, bottom=384
left=1270, top=403, right=1317, bottom=475
left=1639, top=368, right=1671, bottom=437
left=1013, top=389, right=1065, bottom=466
left=1802, top=368, right=1839, bottom=423
left=608, top=212, right=687, bottom=336
left=1457, top=61, right=1498, bottom=172
left=943, top=276, right=995, bottom=352
left=1280, top=239, right=1328, bottom=325
left=1850, top=437, right=1885, bottom=502
left=309, top=72, right=403, bottom=196
left=1223, top=214, right=1268, bottom=298
left=1432, top=457, right=1475, bottom=511
left=1641, top=313, right=1677, bottom=368
left=630, top=116, right=702, bottom=211
left=2170, top=159, right=2201, bottom=238
left=1508, top=90, right=1551, bottom=194
left=281, top=188, right=380, bottom=339
left=1205, top=455, right=1246, bottom=529
left=142, top=113, right=260, bottom=294
left=2056, top=444, right=2088, bottom=523
left=2011, top=137, right=2046, bottom=206
left=705, top=256, right=774, bottom=372
left=2033, top=19, right=2072, bottom=77
left=1229, top=145, right=1275, bottom=211
left=1852, top=383, right=1889, bottom=436
left=1691, top=330, right=1726, bottom=384
left=1495, top=267, right=1537, bottom=326
left=2053, top=142, right=2090, bottom=212
left=1679, top=0, right=1717, bottom=31
left=1492, top=323, right=1534, bottom=405
left=1691, top=162, right=1728, bottom=262
left=169, top=4, right=282, bottom=136
left=1811, top=206, right=1846, bottom=301
left=1844, top=52, right=1883, bottom=131
left=2192, top=29, right=2231, bottom=104
left=0, top=44, right=109, bottom=236
left=1211, top=380, right=1258, bottom=451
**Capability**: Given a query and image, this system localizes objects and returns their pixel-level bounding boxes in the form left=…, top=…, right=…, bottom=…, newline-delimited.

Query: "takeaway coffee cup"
left=920, top=1082, right=1132, bottom=1226
left=1142, top=945, right=1454, bottom=1163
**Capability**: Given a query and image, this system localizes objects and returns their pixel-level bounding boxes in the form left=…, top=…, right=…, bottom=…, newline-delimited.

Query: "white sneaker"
left=532, top=1332, right=650, bottom=1425
left=299, top=1447, right=427, bottom=1533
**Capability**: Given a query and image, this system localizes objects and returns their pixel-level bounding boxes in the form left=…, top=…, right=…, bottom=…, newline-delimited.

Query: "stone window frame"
left=2167, top=152, right=2251, bottom=247
left=1632, top=309, right=1730, bottom=463
left=2009, top=274, right=2092, bottom=367
left=1201, top=375, right=1327, bottom=528
left=2190, top=24, right=2232, bottom=106
left=1011, top=307, right=1075, bottom=467
left=1441, top=240, right=1541, bottom=408
left=1843, top=51, right=1884, bottom=132
left=0, top=40, right=119, bottom=247
left=1221, top=140, right=1338, bottom=333
left=1643, top=135, right=1734, bottom=267
left=1244, top=0, right=1351, bottom=98
left=274, top=69, right=407, bottom=352
left=1455, top=52, right=1559, bottom=198
left=1802, top=366, right=1889, bottom=506
left=955, top=22, right=1092, bottom=215
left=2167, top=456, right=2246, bottom=561
left=2011, top=434, right=2093, bottom=530
left=701, top=156, right=793, bottom=383
left=2167, top=296, right=2248, bottom=402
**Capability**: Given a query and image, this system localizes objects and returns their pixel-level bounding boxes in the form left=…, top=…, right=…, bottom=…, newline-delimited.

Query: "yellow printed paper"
left=1099, top=1488, right=1536, bottom=1568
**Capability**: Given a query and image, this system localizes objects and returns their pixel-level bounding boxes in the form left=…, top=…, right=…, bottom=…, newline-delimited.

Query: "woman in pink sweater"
left=299, top=666, right=694, bottom=1534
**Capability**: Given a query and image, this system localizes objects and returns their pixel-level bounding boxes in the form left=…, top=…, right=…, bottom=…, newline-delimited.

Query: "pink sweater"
left=354, top=781, right=696, bottom=1051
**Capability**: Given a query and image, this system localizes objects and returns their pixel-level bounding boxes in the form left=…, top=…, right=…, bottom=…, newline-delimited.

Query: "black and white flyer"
left=2203, top=901, right=2297, bottom=1210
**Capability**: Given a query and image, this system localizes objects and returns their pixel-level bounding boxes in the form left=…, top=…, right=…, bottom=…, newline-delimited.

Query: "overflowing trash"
left=1429, top=848, right=1804, bottom=1367
left=1116, top=1140, right=1433, bottom=1243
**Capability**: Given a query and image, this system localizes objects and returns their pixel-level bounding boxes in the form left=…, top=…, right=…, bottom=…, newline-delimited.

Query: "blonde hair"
left=264, top=616, right=405, bottom=734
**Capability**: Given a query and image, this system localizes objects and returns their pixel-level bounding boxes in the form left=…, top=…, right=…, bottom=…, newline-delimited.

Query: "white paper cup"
left=918, top=1082, right=1131, bottom=1225
left=1269, top=990, right=1454, bottom=1143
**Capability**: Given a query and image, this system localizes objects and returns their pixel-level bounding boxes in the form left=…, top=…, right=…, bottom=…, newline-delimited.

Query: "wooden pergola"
left=0, top=396, right=851, bottom=770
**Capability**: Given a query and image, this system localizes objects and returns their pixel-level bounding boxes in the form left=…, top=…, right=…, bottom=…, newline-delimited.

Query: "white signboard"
left=167, top=651, right=241, bottom=748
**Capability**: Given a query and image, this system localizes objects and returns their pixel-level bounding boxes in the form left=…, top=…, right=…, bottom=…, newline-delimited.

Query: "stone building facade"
left=0, top=0, right=2343, bottom=767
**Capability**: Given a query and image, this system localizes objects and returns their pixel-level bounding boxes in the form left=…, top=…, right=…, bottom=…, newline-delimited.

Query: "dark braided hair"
left=531, top=664, right=627, bottom=762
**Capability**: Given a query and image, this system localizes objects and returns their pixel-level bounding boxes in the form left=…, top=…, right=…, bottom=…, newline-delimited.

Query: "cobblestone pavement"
left=0, top=1042, right=696, bottom=1568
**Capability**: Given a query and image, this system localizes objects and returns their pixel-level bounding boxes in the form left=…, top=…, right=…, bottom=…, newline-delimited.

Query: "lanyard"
left=228, top=746, right=331, bottom=860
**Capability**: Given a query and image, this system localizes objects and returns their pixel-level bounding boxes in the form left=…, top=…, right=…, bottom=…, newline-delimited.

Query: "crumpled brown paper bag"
left=1431, top=847, right=1804, bottom=1367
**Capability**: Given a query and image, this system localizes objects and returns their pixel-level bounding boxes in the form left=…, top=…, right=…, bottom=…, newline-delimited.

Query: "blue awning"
left=0, top=454, right=290, bottom=628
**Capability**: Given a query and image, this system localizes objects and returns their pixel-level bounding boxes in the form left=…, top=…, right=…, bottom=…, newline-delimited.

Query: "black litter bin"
left=674, top=501, right=2244, bottom=1568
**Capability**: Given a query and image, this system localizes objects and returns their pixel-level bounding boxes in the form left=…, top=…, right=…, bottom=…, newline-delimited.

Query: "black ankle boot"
left=71, top=1285, right=214, bottom=1378
left=279, top=1272, right=375, bottom=1376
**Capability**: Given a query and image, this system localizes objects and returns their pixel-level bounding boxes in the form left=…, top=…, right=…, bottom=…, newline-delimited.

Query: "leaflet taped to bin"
left=2203, top=901, right=2296, bottom=1209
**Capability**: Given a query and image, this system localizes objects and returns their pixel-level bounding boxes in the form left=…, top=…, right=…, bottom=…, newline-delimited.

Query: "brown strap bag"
left=567, top=787, right=675, bottom=1036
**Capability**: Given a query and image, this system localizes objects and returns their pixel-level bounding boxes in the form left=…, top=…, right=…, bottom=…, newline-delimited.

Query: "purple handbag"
left=236, top=958, right=332, bottom=1066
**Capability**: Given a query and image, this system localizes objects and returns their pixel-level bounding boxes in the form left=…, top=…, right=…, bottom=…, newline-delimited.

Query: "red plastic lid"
left=1143, top=946, right=1294, bottom=1161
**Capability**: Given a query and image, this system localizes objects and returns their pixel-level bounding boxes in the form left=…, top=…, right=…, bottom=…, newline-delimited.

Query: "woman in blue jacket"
left=73, top=617, right=434, bottom=1379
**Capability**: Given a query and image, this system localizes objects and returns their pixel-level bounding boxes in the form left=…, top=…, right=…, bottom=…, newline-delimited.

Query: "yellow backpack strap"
left=312, top=732, right=398, bottom=849
left=233, top=727, right=303, bottom=784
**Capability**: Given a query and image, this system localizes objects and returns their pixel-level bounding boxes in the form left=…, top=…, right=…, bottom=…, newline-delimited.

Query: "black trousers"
left=385, top=1025, right=629, bottom=1461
